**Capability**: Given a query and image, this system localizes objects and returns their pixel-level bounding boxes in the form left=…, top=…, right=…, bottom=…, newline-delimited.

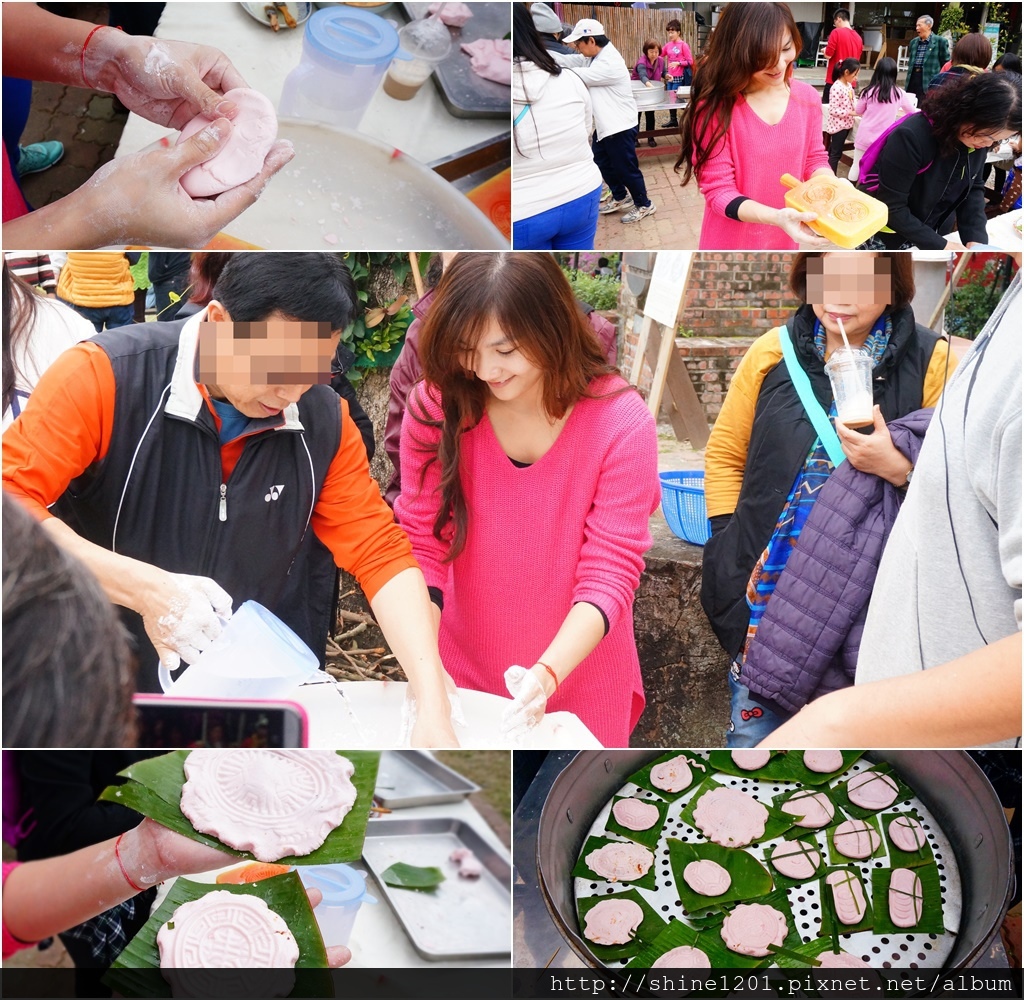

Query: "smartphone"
left=132, top=696, right=308, bottom=748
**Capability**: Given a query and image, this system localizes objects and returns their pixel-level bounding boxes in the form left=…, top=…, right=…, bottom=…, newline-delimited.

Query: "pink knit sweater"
left=395, top=376, right=661, bottom=746
left=696, top=79, right=831, bottom=250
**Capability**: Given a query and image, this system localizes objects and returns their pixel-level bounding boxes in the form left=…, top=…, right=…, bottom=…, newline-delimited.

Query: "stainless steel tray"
left=375, top=750, right=482, bottom=809
left=362, top=817, right=511, bottom=961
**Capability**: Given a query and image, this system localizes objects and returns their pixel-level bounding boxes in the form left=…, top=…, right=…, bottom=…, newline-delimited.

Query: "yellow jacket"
left=57, top=252, right=135, bottom=308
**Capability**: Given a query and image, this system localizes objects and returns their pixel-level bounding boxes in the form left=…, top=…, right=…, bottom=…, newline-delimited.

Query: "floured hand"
left=501, top=665, right=548, bottom=740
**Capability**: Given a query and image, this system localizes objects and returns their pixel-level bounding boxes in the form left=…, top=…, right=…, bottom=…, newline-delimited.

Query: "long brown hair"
left=675, top=2, right=802, bottom=184
left=2, top=262, right=42, bottom=416
left=409, top=252, right=622, bottom=561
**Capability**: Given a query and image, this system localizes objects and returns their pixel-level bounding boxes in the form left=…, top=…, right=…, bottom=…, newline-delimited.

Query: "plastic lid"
left=297, top=864, right=373, bottom=904
left=305, top=7, right=400, bottom=66
left=397, top=17, right=452, bottom=60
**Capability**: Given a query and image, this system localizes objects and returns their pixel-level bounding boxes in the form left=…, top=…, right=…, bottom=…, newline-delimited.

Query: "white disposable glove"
left=141, top=572, right=233, bottom=671
left=500, top=665, right=548, bottom=741
left=774, top=207, right=833, bottom=249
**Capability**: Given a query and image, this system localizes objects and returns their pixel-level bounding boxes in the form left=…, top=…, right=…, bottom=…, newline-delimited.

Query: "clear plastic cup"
left=296, top=864, right=377, bottom=947
left=383, top=17, right=452, bottom=101
left=824, top=347, right=875, bottom=428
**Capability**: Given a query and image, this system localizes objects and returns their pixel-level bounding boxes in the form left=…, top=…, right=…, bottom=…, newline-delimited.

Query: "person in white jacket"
left=553, top=18, right=656, bottom=224
left=512, top=3, right=603, bottom=248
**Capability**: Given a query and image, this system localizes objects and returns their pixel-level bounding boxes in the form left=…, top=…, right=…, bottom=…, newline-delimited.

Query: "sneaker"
left=599, top=194, right=634, bottom=215
left=16, top=141, right=64, bottom=177
left=599, top=185, right=613, bottom=203
left=621, top=202, right=657, bottom=224
left=646, top=137, right=657, bottom=147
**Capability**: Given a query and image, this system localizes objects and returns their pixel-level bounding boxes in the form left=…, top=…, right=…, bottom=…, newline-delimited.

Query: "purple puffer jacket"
left=742, top=408, right=934, bottom=715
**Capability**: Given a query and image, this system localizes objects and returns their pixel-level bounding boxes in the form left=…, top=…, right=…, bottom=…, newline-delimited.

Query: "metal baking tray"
left=375, top=750, right=481, bottom=808
left=362, top=817, right=511, bottom=960
left=402, top=2, right=511, bottom=119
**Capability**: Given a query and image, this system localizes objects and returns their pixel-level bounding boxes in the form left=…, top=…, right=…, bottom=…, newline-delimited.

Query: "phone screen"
left=134, top=703, right=304, bottom=748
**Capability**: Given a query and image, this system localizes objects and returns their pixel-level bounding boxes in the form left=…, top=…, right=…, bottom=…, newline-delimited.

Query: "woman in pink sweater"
left=676, top=2, right=835, bottom=250
left=395, top=254, right=661, bottom=747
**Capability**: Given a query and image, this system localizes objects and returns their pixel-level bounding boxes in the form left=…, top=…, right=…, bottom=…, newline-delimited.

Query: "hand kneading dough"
left=178, top=88, right=278, bottom=198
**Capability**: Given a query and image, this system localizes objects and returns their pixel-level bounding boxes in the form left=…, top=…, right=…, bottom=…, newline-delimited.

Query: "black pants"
left=638, top=110, right=656, bottom=132
left=907, top=68, right=924, bottom=101
left=592, top=127, right=650, bottom=207
left=827, top=128, right=851, bottom=173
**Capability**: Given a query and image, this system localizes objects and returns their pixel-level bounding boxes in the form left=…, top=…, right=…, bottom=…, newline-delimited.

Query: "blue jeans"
left=513, top=185, right=601, bottom=250
left=726, top=667, right=789, bottom=747
left=66, top=302, right=134, bottom=332
left=592, top=127, right=650, bottom=207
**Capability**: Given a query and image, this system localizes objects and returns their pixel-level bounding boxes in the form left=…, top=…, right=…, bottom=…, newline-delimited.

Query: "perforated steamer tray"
left=574, top=754, right=961, bottom=970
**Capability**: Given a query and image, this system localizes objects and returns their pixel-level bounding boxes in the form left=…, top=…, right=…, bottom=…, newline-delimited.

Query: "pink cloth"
left=395, top=376, right=661, bottom=746
left=3, top=862, right=30, bottom=959
left=826, top=80, right=857, bottom=133
left=662, top=39, right=692, bottom=77
left=695, top=79, right=831, bottom=250
left=461, top=39, right=511, bottom=86
left=824, top=26, right=863, bottom=83
left=854, top=89, right=918, bottom=151
left=3, top=145, right=30, bottom=223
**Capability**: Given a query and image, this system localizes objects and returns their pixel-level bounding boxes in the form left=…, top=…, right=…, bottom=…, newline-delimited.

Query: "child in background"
left=632, top=40, right=666, bottom=147
left=825, top=57, right=860, bottom=174
left=662, top=19, right=693, bottom=128
left=850, top=57, right=917, bottom=182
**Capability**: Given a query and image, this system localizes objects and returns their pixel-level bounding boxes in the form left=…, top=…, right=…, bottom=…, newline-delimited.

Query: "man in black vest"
left=3, top=253, right=458, bottom=747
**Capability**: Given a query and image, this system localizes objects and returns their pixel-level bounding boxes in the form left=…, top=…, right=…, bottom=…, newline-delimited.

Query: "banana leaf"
left=818, top=865, right=874, bottom=938
left=605, top=794, right=669, bottom=851
left=624, top=918, right=703, bottom=969
left=572, top=835, right=659, bottom=892
left=705, top=750, right=784, bottom=780
left=106, top=872, right=330, bottom=998
left=680, top=777, right=796, bottom=846
left=772, top=787, right=840, bottom=834
left=880, top=808, right=936, bottom=869
left=870, top=864, right=946, bottom=935
left=831, top=763, right=912, bottom=819
left=826, top=812, right=885, bottom=865
left=99, top=750, right=379, bottom=866
left=666, top=838, right=774, bottom=915
left=770, top=936, right=869, bottom=969
left=381, top=862, right=445, bottom=892
left=627, top=751, right=709, bottom=801
left=694, top=888, right=798, bottom=970
left=761, top=833, right=826, bottom=889
left=759, top=751, right=866, bottom=786
left=576, top=888, right=668, bottom=962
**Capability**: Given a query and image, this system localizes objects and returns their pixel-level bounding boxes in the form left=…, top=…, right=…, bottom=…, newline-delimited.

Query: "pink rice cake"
left=817, top=950, right=871, bottom=968
left=692, top=786, right=769, bottom=847
left=652, top=945, right=712, bottom=968
left=720, top=903, right=788, bottom=957
left=770, top=839, right=822, bottom=880
left=847, top=769, right=900, bottom=810
left=833, top=818, right=882, bottom=860
left=888, top=814, right=928, bottom=853
left=826, top=869, right=868, bottom=926
left=803, top=750, right=844, bottom=774
left=731, top=749, right=771, bottom=771
left=888, top=868, right=924, bottom=928
left=683, top=859, right=732, bottom=897
left=612, top=798, right=661, bottom=832
left=780, top=789, right=835, bottom=829
left=582, top=897, right=645, bottom=946
left=649, top=755, right=693, bottom=793
left=586, top=841, right=655, bottom=882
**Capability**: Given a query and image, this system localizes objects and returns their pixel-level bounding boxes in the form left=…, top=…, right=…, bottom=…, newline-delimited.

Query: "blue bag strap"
left=777, top=324, right=846, bottom=468
left=513, top=104, right=530, bottom=126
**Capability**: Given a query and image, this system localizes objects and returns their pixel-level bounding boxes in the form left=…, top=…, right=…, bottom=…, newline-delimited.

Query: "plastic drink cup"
left=825, top=347, right=875, bottom=428
left=295, top=864, right=377, bottom=947
left=383, top=17, right=451, bottom=100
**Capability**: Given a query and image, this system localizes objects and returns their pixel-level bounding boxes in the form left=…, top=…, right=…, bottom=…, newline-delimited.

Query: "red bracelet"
left=114, top=833, right=145, bottom=893
left=81, top=24, right=122, bottom=90
left=537, top=661, right=559, bottom=694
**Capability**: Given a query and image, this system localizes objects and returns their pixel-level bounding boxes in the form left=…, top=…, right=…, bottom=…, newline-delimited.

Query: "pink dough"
left=450, top=848, right=483, bottom=878
left=888, top=815, right=927, bottom=853
left=582, top=897, right=644, bottom=946
left=803, top=750, right=844, bottom=774
left=650, top=756, right=692, bottom=793
left=460, top=39, right=511, bottom=86
left=427, top=1, right=472, bottom=26
left=652, top=945, right=711, bottom=968
left=889, top=868, right=924, bottom=928
left=826, top=869, right=867, bottom=925
left=177, top=88, right=278, bottom=198
left=586, top=842, right=654, bottom=882
left=720, top=903, right=788, bottom=957
left=612, top=798, right=660, bottom=832
left=770, top=840, right=821, bottom=880
left=847, top=770, right=900, bottom=810
left=817, top=950, right=870, bottom=968
left=780, top=789, right=835, bottom=828
left=683, top=859, right=732, bottom=896
left=731, top=749, right=771, bottom=770
left=692, top=787, right=768, bottom=847
left=833, top=819, right=882, bottom=860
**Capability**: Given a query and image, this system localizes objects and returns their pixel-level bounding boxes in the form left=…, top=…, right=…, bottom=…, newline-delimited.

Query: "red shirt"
left=825, top=25, right=862, bottom=83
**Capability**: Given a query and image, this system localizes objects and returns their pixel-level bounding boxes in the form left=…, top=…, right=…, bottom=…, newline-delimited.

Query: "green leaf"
left=825, top=812, right=886, bottom=866
left=571, top=835, right=659, bottom=892
left=818, top=865, right=874, bottom=938
left=99, top=750, right=379, bottom=866
left=705, top=750, right=784, bottom=780
left=760, top=832, right=826, bottom=889
left=880, top=808, right=936, bottom=869
left=831, top=763, right=912, bottom=819
left=380, top=862, right=445, bottom=891
left=624, top=917, right=702, bottom=969
left=758, top=750, right=866, bottom=786
left=692, top=888, right=799, bottom=969
left=106, top=872, right=331, bottom=996
left=627, top=751, right=709, bottom=802
left=576, top=888, right=667, bottom=962
left=666, top=838, right=774, bottom=916
left=679, top=777, right=797, bottom=846
left=870, top=863, right=946, bottom=935
left=604, top=794, right=669, bottom=850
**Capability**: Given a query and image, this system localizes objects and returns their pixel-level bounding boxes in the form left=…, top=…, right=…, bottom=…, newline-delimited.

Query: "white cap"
left=562, top=18, right=605, bottom=44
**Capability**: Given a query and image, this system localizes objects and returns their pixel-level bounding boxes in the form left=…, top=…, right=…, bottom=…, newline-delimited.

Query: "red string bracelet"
left=537, top=661, right=559, bottom=694
left=81, top=24, right=122, bottom=90
left=114, top=833, right=145, bottom=893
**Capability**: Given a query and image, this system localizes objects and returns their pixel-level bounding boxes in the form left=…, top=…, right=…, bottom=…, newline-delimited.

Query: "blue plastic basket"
left=659, top=471, right=711, bottom=546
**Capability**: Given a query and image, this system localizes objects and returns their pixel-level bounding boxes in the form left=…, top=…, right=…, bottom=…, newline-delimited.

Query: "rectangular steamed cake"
left=780, top=174, right=888, bottom=249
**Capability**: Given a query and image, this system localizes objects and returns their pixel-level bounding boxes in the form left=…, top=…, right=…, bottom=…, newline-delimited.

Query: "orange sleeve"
left=2, top=342, right=116, bottom=520
left=311, top=398, right=421, bottom=603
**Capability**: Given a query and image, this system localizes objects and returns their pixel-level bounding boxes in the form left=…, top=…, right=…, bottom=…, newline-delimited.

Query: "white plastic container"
left=825, top=347, right=875, bottom=428
left=383, top=16, right=452, bottom=101
left=296, top=863, right=377, bottom=947
left=279, top=7, right=409, bottom=129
